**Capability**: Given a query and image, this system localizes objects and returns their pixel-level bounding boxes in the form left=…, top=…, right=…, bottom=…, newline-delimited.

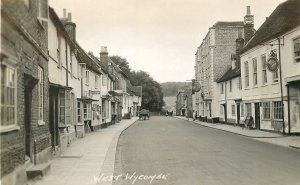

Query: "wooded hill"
left=160, top=82, right=191, bottom=97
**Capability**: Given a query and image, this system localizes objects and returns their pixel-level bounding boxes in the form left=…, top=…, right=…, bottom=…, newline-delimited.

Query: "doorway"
left=24, top=74, right=38, bottom=160
left=254, top=103, right=260, bottom=129
left=49, top=87, right=59, bottom=148
left=237, top=103, right=240, bottom=125
left=222, top=104, right=227, bottom=123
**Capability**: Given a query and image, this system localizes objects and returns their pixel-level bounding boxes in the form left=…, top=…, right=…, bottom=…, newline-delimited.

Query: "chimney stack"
left=63, top=8, right=67, bottom=18
left=244, top=6, right=254, bottom=44
left=63, top=11, right=76, bottom=42
left=100, top=46, right=109, bottom=70
left=246, top=6, right=251, bottom=15
left=67, top=12, right=72, bottom=21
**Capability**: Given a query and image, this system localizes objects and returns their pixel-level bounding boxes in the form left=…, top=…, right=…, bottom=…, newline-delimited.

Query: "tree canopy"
left=110, top=56, right=165, bottom=112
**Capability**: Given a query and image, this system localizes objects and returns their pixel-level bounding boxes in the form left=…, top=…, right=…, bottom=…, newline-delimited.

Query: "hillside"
left=160, top=82, right=191, bottom=97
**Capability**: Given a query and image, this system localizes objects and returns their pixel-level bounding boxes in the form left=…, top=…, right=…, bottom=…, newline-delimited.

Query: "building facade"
left=194, top=21, right=245, bottom=123
left=1, top=0, right=50, bottom=184
left=240, top=0, right=300, bottom=134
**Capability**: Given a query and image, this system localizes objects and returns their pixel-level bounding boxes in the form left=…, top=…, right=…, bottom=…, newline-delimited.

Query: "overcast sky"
left=50, top=0, right=285, bottom=83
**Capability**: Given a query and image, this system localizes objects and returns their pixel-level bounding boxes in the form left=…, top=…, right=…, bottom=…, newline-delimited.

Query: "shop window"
left=77, top=101, right=81, bottom=124
left=245, top=103, right=252, bottom=117
left=232, top=104, right=235, bottom=116
left=262, top=102, right=271, bottom=119
left=241, top=103, right=244, bottom=117
left=59, top=90, right=65, bottom=123
left=273, top=101, right=283, bottom=120
left=83, top=103, right=91, bottom=119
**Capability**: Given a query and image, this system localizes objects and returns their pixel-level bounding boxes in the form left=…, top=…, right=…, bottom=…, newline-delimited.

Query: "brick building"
left=1, top=0, right=50, bottom=184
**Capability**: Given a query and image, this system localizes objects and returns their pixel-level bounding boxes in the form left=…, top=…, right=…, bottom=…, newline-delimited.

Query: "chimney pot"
left=63, top=8, right=67, bottom=18
left=101, top=46, right=108, bottom=53
left=67, top=12, right=72, bottom=21
left=247, top=6, right=251, bottom=15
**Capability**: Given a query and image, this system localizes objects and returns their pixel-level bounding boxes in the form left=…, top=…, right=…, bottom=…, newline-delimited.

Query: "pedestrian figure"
left=193, top=111, right=196, bottom=121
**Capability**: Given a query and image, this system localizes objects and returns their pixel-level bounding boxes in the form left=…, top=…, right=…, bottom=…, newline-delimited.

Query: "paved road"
left=113, top=117, right=300, bottom=185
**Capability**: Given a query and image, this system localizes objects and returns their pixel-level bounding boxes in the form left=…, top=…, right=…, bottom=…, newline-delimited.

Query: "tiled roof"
left=241, top=0, right=300, bottom=53
left=217, top=67, right=241, bottom=83
left=75, top=43, right=102, bottom=75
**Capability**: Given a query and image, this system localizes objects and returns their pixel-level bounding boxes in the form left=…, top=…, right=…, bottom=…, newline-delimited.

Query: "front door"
left=254, top=103, right=260, bottom=129
left=237, top=103, right=240, bottom=125
left=24, top=86, right=32, bottom=158
left=49, top=88, right=59, bottom=148
left=223, top=104, right=227, bottom=123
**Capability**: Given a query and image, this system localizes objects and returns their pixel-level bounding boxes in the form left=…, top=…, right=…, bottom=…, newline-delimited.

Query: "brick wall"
left=213, top=27, right=244, bottom=81
left=1, top=0, right=50, bottom=179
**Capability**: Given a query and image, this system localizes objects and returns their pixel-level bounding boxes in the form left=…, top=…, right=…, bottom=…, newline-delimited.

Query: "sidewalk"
left=175, top=116, right=300, bottom=150
left=29, top=118, right=138, bottom=185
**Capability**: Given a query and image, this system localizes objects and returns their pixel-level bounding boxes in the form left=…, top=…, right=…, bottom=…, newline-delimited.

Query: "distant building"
left=176, top=89, right=186, bottom=116
left=176, top=86, right=193, bottom=117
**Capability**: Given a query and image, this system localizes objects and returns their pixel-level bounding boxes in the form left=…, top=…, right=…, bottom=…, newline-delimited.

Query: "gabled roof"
left=75, top=43, right=102, bottom=75
left=217, top=67, right=241, bottom=83
left=49, top=7, right=75, bottom=48
left=241, top=0, right=300, bottom=53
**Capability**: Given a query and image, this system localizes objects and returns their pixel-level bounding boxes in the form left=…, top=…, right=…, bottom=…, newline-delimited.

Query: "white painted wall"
left=240, top=27, right=300, bottom=132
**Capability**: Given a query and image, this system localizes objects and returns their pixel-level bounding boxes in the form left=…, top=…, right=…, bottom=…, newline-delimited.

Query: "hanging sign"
left=267, top=50, right=279, bottom=72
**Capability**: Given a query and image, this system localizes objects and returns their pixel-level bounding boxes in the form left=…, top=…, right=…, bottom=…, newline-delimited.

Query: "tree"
left=110, top=55, right=131, bottom=76
left=130, top=71, right=165, bottom=112
left=110, top=55, right=165, bottom=112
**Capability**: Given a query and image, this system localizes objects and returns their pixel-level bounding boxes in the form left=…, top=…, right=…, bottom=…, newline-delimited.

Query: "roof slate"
left=75, top=43, right=102, bottom=75
left=217, top=67, right=241, bottom=83
left=241, top=0, right=300, bottom=53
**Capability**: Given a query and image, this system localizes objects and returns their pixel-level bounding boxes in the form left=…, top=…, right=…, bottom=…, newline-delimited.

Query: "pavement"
left=114, top=116, right=300, bottom=185
left=175, top=116, right=300, bottom=149
left=29, top=118, right=138, bottom=185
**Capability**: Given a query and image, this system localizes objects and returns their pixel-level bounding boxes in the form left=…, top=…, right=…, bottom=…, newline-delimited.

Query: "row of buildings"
left=1, top=1, right=142, bottom=185
left=177, top=0, right=300, bottom=135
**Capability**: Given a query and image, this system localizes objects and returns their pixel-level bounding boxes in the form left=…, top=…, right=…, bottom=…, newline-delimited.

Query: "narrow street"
left=113, top=117, right=300, bottom=185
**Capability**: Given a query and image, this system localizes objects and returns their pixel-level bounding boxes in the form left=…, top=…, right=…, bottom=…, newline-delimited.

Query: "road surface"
left=113, top=116, right=300, bottom=185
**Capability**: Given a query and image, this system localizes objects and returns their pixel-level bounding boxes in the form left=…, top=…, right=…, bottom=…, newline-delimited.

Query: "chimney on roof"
left=64, top=11, right=76, bottom=42
left=100, top=46, right=109, bottom=70
left=244, top=6, right=254, bottom=44
left=67, top=12, right=72, bottom=21
left=231, top=54, right=237, bottom=69
left=63, top=8, right=67, bottom=18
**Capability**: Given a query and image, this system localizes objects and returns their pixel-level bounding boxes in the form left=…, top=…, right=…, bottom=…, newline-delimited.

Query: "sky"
left=50, top=0, right=286, bottom=83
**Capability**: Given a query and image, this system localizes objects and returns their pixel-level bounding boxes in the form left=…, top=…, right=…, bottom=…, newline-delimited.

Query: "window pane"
left=1, top=65, right=6, bottom=85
